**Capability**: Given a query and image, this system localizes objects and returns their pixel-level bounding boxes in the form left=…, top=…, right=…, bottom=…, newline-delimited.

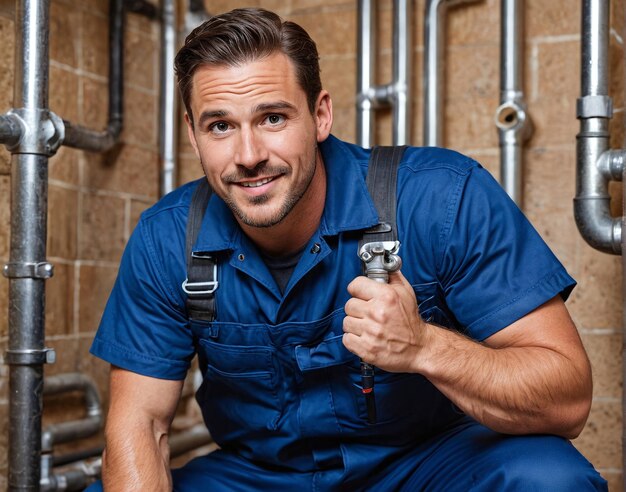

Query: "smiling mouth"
left=240, top=177, right=275, bottom=188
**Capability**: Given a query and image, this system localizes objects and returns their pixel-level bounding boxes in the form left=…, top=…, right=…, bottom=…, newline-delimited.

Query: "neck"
left=240, top=157, right=327, bottom=257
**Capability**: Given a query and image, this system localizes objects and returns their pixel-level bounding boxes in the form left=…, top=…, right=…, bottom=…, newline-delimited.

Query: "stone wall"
left=0, top=0, right=623, bottom=489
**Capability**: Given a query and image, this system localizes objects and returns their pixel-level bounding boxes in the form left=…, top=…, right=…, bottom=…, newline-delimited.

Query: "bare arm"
left=101, top=366, right=184, bottom=491
left=343, top=270, right=592, bottom=438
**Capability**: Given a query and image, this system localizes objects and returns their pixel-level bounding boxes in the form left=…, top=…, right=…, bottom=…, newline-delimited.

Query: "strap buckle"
left=182, top=260, right=218, bottom=296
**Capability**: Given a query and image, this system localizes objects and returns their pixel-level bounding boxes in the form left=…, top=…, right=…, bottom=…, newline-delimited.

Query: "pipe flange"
left=3, top=261, right=54, bottom=279
left=5, top=108, right=65, bottom=156
left=576, top=95, right=613, bottom=119
left=5, top=348, right=56, bottom=366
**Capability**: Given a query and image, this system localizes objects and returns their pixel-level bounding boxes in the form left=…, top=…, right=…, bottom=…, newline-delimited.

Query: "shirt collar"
left=193, top=134, right=379, bottom=253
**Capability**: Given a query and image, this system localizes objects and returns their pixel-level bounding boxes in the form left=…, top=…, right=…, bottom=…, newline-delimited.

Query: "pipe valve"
left=359, top=240, right=402, bottom=283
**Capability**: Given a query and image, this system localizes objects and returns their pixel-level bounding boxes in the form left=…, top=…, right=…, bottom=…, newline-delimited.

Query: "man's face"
left=185, top=52, right=332, bottom=229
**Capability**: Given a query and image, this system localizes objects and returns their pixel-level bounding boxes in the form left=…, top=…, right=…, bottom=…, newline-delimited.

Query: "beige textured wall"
left=0, top=0, right=623, bottom=489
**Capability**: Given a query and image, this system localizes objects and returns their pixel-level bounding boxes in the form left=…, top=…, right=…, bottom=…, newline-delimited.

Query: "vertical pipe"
left=574, top=0, right=621, bottom=254
left=500, top=0, right=523, bottom=203
left=392, top=0, right=412, bottom=145
left=423, top=0, right=446, bottom=147
left=9, top=0, right=51, bottom=489
left=423, top=0, right=480, bottom=147
left=495, top=0, right=531, bottom=206
left=357, top=0, right=376, bottom=148
left=160, top=0, right=178, bottom=195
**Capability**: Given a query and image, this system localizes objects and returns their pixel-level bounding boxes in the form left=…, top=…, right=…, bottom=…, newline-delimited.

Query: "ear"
left=184, top=112, right=200, bottom=159
left=314, top=90, right=333, bottom=143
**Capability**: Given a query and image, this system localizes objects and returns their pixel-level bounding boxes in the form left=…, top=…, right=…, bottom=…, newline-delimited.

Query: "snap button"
left=238, top=253, right=245, bottom=261
left=310, top=243, right=321, bottom=254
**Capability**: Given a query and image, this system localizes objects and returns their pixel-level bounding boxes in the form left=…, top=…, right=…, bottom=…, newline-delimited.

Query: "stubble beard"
left=202, top=149, right=318, bottom=229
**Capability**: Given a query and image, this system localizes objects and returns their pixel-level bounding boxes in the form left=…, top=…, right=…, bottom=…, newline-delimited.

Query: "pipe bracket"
left=6, top=108, right=65, bottom=156
left=577, top=95, right=613, bottom=119
left=5, top=348, right=56, bottom=366
left=3, top=261, right=54, bottom=279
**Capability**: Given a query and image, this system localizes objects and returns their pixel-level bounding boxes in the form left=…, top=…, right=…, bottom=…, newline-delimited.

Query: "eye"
left=266, top=114, right=285, bottom=125
left=208, top=121, right=231, bottom=134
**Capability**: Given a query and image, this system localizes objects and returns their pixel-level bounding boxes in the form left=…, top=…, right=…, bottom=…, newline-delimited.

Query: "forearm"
left=102, top=421, right=172, bottom=491
left=416, top=323, right=592, bottom=438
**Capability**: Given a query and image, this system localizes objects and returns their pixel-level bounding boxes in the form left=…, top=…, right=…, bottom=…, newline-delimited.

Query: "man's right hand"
left=101, top=366, right=184, bottom=491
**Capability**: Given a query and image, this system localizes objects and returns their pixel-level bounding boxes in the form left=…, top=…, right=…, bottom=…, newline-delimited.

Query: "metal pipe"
left=41, top=373, right=102, bottom=452
left=169, top=424, right=213, bottom=457
left=623, top=165, right=626, bottom=491
left=356, top=0, right=412, bottom=147
left=39, top=425, right=211, bottom=491
left=423, top=0, right=480, bottom=147
left=494, top=0, right=532, bottom=206
left=574, top=0, right=622, bottom=254
left=62, top=0, right=124, bottom=152
left=356, top=0, right=376, bottom=148
left=159, top=0, right=178, bottom=195
left=5, top=1, right=55, bottom=489
left=125, top=0, right=159, bottom=19
left=40, top=374, right=102, bottom=491
left=0, top=113, right=23, bottom=147
left=391, top=0, right=412, bottom=145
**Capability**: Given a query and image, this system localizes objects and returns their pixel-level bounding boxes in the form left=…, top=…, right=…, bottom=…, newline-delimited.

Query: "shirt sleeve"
left=438, top=165, right=576, bottom=341
left=90, top=215, right=194, bottom=380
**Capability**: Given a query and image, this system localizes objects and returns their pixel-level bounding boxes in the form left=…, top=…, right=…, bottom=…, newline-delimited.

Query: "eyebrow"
left=196, top=101, right=297, bottom=128
left=197, top=110, right=228, bottom=129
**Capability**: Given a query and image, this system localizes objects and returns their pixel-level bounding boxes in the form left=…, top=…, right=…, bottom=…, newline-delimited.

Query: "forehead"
left=189, top=52, right=304, bottom=112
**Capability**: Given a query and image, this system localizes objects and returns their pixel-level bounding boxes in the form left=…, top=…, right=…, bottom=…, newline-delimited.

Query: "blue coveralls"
left=89, top=135, right=606, bottom=490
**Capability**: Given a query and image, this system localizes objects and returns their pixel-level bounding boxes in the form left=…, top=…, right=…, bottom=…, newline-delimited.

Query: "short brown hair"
left=174, top=8, right=322, bottom=125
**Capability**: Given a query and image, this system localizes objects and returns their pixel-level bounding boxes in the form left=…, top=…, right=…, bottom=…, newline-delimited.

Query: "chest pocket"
left=194, top=334, right=282, bottom=445
left=413, top=281, right=459, bottom=330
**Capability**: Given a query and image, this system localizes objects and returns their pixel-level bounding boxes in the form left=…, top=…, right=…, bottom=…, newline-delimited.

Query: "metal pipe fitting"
left=357, top=0, right=412, bottom=147
left=61, top=0, right=124, bottom=152
left=423, top=0, right=481, bottom=147
left=574, top=0, right=622, bottom=254
left=159, top=0, right=178, bottom=196
left=495, top=0, right=532, bottom=206
left=0, top=113, right=24, bottom=148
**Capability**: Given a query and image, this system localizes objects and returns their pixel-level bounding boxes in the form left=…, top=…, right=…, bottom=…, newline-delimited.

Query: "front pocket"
left=196, top=339, right=282, bottom=442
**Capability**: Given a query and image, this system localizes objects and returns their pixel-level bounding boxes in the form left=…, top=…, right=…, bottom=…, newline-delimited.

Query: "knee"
left=485, top=439, right=607, bottom=492
left=83, top=480, right=104, bottom=492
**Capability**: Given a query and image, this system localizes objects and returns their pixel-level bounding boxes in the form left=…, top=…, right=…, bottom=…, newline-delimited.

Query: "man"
left=88, top=7, right=607, bottom=491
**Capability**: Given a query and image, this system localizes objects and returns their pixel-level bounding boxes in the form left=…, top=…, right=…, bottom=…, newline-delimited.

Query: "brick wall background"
left=0, top=0, right=623, bottom=489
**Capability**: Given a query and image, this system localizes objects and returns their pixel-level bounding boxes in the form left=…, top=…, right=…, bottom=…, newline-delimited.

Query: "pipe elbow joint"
left=573, top=197, right=622, bottom=254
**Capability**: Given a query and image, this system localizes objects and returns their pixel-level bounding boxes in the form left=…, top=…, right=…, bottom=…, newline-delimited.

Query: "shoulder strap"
left=359, top=145, right=407, bottom=248
left=183, top=179, right=218, bottom=322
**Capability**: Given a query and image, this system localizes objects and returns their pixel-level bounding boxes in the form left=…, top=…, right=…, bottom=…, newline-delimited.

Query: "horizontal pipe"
left=169, top=424, right=213, bottom=458
left=125, top=0, right=159, bottom=18
left=41, top=373, right=102, bottom=453
left=0, top=113, right=23, bottom=147
left=62, top=0, right=123, bottom=152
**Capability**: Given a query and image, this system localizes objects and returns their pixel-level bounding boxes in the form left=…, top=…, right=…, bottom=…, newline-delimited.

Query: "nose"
left=235, top=127, right=268, bottom=169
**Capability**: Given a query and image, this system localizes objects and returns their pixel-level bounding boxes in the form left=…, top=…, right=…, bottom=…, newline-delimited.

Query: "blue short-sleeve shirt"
left=91, top=134, right=575, bottom=472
